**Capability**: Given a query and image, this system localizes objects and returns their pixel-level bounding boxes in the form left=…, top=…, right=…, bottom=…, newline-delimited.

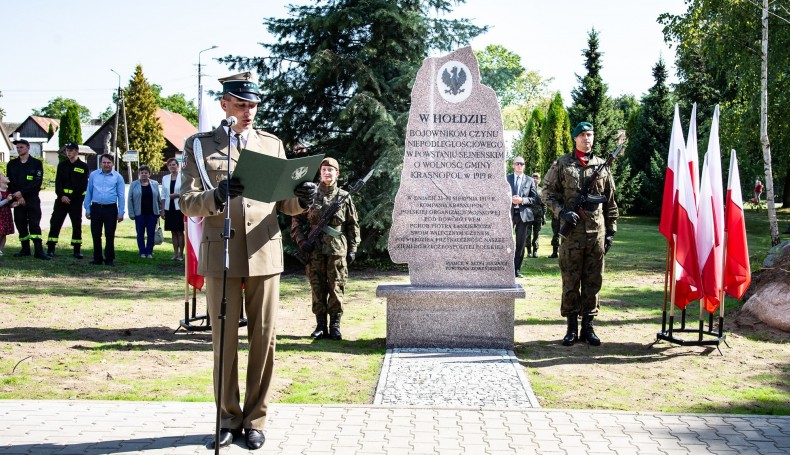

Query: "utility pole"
left=111, top=69, right=132, bottom=182
left=198, top=45, right=218, bottom=132
left=111, top=69, right=122, bottom=171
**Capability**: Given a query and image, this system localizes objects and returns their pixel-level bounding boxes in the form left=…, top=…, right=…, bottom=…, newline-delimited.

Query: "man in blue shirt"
left=83, top=154, right=125, bottom=266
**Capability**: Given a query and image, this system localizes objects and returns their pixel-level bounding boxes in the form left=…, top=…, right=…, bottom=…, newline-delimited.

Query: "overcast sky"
left=0, top=0, right=687, bottom=125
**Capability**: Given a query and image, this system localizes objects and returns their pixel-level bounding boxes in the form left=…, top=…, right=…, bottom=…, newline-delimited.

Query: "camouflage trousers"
left=558, top=229, right=605, bottom=317
left=550, top=216, right=560, bottom=248
left=309, top=253, right=347, bottom=316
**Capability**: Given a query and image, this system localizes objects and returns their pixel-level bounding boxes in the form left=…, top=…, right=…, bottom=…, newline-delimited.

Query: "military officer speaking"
left=180, top=72, right=316, bottom=450
left=541, top=122, right=618, bottom=347
left=46, top=142, right=89, bottom=258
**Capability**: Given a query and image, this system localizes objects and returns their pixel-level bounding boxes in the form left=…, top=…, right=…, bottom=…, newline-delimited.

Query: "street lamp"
left=198, top=45, right=219, bottom=131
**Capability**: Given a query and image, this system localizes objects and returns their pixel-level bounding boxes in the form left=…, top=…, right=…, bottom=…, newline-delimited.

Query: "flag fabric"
left=686, top=102, right=700, bottom=198
left=723, top=149, right=751, bottom=299
left=696, top=105, right=725, bottom=312
left=659, top=104, right=685, bottom=241
left=185, top=87, right=211, bottom=291
left=673, top=145, right=702, bottom=309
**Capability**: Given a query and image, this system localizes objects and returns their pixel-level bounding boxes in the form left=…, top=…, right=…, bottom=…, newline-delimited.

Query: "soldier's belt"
left=322, top=225, right=343, bottom=238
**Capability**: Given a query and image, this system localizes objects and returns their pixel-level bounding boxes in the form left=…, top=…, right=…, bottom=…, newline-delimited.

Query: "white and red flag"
left=696, top=105, right=725, bottom=312
left=184, top=89, right=212, bottom=291
left=686, top=102, right=700, bottom=199
left=672, top=145, right=702, bottom=309
left=723, top=149, right=751, bottom=299
left=659, top=104, right=685, bottom=241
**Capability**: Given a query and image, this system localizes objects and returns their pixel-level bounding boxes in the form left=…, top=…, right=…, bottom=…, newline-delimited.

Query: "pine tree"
left=540, top=92, right=571, bottom=178
left=222, top=0, right=485, bottom=257
left=569, top=29, right=638, bottom=213
left=520, top=107, right=544, bottom=174
left=58, top=105, right=83, bottom=148
left=625, top=58, right=673, bottom=214
left=121, top=65, right=166, bottom=171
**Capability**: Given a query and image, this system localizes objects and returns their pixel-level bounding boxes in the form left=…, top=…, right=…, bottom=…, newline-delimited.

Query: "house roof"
left=157, top=109, right=197, bottom=150
left=0, top=122, right=11, bottom=150
left=29, top=116, right=60, bottom=134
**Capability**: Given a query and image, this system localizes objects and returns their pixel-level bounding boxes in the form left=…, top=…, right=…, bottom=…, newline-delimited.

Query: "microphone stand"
left=215, top=118, right=235, bottom=454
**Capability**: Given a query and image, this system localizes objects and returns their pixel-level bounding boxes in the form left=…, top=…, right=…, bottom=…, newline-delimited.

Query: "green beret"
left=218, top=72, right=261, bottom=103
left=571, top=122, right=594, bottom=138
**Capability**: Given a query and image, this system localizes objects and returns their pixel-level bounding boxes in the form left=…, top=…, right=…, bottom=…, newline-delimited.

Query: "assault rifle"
left=295, top=167, right=375, bottom=265
left=558, top=141, right=625, bottom=239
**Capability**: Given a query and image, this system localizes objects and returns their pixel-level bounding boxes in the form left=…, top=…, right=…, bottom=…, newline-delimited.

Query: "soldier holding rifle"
left=541, top=122, right=618, bottom=347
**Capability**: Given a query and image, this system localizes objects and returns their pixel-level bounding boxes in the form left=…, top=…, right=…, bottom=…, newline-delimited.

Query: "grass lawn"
left=1, top=200, right=788, bottom=415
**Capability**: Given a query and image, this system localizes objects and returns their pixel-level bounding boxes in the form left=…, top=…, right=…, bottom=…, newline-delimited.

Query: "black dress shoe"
left=515, top=272, right=523, bottom=278
left=104, top=260, right=114, bottom=266
left=245, top=428, right=265, bottom=450
left=210, top=428, right=241, bottom=449
left=89, top=259, right=103, bottom=265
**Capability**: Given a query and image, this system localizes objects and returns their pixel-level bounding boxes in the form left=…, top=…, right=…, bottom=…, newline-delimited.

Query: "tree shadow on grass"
left=276, top=334, right=386, bottom=355
left=0, top=326, right=213, bottom=352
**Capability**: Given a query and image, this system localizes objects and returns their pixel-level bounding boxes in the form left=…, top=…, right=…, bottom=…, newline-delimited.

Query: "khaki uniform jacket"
left=541, top=151, right=618, bottom=235
left=180, top=126, right=304, bottom=277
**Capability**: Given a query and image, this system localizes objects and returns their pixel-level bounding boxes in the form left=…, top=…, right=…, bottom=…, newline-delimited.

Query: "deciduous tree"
left=33, top=97, right=91, bottom=123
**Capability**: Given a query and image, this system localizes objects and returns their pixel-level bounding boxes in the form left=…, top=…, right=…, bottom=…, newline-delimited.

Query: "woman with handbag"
left=160, top=158, right=185, bottom=261
left=127, top=165, right=161, bottom=258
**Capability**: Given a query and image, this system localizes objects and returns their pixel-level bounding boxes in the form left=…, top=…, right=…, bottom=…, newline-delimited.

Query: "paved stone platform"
left=374, top=349, right=539, bottom=408
left=1, top=400, right=789, bottom=454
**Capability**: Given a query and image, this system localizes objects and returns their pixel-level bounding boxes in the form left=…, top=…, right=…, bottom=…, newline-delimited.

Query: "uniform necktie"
left=233, top=133, right=244, bottom=150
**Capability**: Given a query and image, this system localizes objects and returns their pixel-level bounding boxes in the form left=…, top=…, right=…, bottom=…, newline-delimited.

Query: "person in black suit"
left=507, top=157, right=538, bottom=278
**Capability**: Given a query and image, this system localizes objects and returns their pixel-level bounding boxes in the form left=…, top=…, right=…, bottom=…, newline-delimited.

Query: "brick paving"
left=1, top=348, right=788, bottom=454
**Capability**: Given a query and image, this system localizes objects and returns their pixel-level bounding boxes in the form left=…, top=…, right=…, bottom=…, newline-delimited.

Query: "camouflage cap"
left=218, top=72, right=261, bottom=103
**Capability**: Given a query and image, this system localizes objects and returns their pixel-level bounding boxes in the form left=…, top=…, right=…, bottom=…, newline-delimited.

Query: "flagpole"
left=669, top=235, right=678, bottom=338
left=662, top=242, right=671, bottom=334
left=184, top=215, right=191, bottom=323
left=718, top=231, right=729, bottom=338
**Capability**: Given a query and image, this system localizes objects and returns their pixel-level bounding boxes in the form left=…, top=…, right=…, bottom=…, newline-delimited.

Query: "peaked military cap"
left=571, top=122, right=594, bottom=138
left=321, top=157, right=339, bottom=172
left=218, top=71, right=261, bottom=103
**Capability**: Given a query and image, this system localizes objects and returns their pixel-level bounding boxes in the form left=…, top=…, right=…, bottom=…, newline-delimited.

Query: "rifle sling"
left=322, top=225, right=343, bottom=238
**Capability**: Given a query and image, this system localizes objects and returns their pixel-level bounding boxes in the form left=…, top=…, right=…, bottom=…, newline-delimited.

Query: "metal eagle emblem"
left=442, top=66, right=467, bottom=96
left=291, top=166, right=309, bottom=180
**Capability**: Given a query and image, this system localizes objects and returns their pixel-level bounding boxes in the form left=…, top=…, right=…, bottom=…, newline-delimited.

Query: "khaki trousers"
left=206, top=274, right=279, bottom=431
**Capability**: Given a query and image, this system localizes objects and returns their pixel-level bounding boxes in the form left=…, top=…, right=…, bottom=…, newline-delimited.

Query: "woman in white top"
left=160, top=158, right=185, bottom=260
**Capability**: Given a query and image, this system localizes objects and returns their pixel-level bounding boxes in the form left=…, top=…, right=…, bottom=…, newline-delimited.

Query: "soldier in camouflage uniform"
left=546, top=161, right=561, bottom=258
left=541, top=122, right=618, bottom=347
left=294, top=157, right=360, bottom=340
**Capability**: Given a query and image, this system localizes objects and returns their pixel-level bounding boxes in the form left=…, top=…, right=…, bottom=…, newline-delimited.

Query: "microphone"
left=221, top=116, right=238, bottom=127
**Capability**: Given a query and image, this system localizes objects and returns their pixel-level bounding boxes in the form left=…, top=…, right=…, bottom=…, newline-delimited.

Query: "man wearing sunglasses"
left=507, top=157, right=538, bottom=278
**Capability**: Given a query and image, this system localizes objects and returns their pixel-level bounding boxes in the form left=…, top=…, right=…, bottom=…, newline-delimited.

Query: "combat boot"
left=46, top=242, right=56, bottom=257
left=549, top=245, right=559, bottom=258
left=14, top=240, right=31, bottom=257
left=33, top=239, right=51, bottom=260
left=311, top=313, right=328, bottom=338
left=73, top=244, right=83, bottom=259
left=562, top=315, right=578, bottom=346
left=329, top=314, right=342, bottom=340
left=580, top=315, right=601, bottom=346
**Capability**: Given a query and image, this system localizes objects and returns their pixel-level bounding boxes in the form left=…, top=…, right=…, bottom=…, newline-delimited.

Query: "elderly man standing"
left=180, top=72, right=315, bottom=450
left=541, top=122, right=618, bottom=347
left=507, top=156, right=538, bottom=278
left=6, top=139, right=49, bottom=260
left=83, top=153, right=125, bottom=266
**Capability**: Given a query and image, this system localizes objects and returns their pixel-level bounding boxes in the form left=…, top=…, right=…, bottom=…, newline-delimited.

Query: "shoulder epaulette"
left=255, top=129, right=278, bottom=140
left=195, top=131, right=213, bottom=138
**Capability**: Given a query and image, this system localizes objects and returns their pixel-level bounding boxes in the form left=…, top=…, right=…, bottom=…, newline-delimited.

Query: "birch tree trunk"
left=761, top=0, right=780, bottom=246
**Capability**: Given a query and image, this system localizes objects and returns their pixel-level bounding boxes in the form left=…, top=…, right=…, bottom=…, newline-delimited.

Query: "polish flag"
left=185, top=88, right=212, bottom=291
left=659, top=104, right=685, bottom=241
left=723, top=150, right=751, bottom=299
left=672, top=145, right=702, bottom=309
left=686, top=103, right=700, bottom=199
left=696, top=105, right=724, bottom=312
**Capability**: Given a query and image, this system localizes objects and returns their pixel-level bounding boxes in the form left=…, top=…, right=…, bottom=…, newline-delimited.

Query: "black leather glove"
left=561, top=209, right=580, bottom=227
left=346, top=252, right=355, bottom=264
left=604, top=232, right=615, bottom=254
left=214, top=178, right=244, bottom=205
left=294, top=182, right=318, bottom=208
left=299, top=240, right=314, bottom=254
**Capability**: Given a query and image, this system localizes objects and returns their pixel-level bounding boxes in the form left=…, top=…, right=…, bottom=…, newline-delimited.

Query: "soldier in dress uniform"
left=541, top=122, right=618, bottom=347
left=46, top=142, right=89, bottom=258
left=292, top=157, right=360, bottom=340
left=180, top=72, right=316, bottom=450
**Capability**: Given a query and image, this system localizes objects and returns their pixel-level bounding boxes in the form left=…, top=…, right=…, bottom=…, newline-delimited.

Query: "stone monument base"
left=376, top=284, right=525, bottom=349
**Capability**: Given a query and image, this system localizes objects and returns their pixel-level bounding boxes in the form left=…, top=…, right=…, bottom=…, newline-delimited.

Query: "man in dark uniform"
left=526, top=171, right=545, bottom=258
left=541, top=122, right=618, bottom=347
left=293, top=157, right=360, bottom=340
left=46, top=142, right=89, bottom=258
left=180, top=72, right=315, bottom=450
left=7, top=139, right=49, bottom=260
left=507, top=156, right=538, bottom=278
